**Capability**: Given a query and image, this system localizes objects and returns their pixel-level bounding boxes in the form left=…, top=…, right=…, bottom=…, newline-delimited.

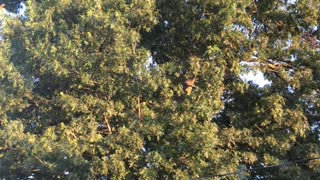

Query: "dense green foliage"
left=0, top=0, right=319, bottom=179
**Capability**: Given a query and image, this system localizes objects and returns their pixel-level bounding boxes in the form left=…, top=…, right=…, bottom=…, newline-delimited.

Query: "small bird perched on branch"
left=185, top=78, right=197, bottom=95
left=0, top=4, right=5, bottom=10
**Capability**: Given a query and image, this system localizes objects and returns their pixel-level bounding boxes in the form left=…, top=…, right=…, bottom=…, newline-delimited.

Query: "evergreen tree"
left=0, top=0, right=319, bottom=179
left=145, top=0, right=320, bottom=178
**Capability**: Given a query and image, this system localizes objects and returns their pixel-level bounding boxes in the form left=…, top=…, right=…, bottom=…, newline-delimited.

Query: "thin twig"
left=138, top=96, right=142, bottom=121
left=104, top=116, right=112, bottom=134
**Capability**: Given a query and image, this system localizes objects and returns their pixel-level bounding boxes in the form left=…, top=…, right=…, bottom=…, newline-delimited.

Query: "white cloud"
left=240, top=71, right=271, bottom=87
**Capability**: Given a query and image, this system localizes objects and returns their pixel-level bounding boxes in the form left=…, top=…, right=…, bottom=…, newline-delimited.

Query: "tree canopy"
left=0, top=0, right=319, bottom=179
